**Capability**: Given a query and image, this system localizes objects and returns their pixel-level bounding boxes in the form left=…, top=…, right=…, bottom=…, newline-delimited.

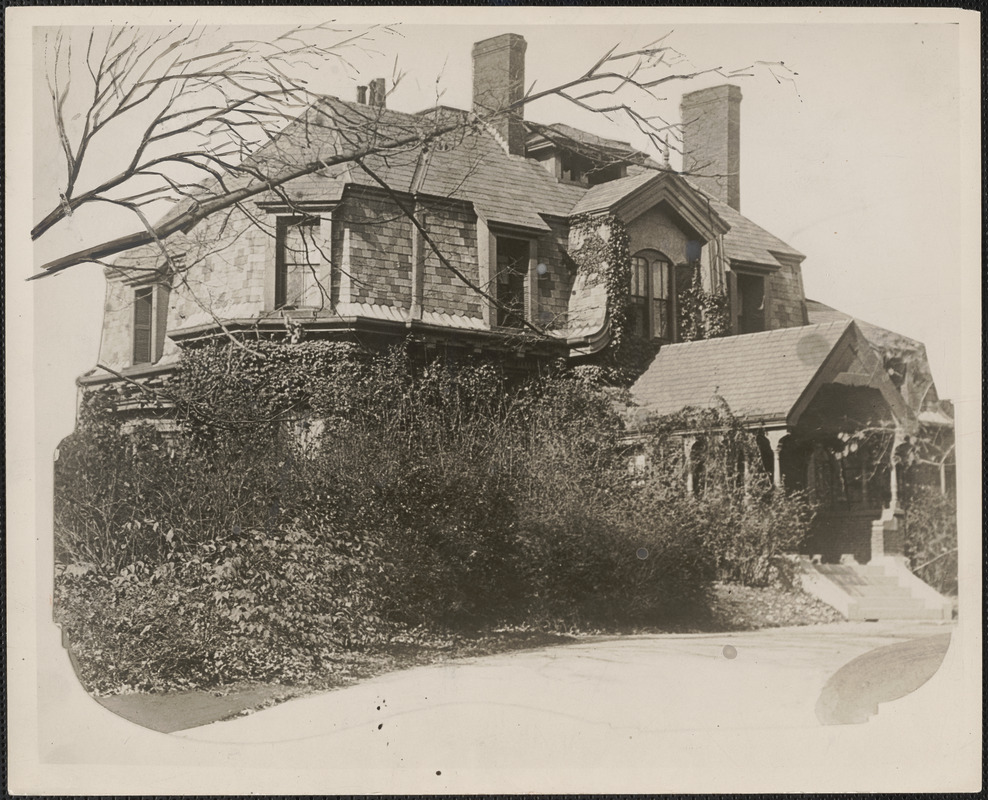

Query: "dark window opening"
left=689, top=439, right=706, bottom=497
left=276, top=216, right=319, bottom=309
left=559, top=152, right=626, bottom=187
left=133, top=287, right=153, bottom=365
left=496, top=237, right=529, bottom=328
left=629, top=251, right=673, bottom=341
left=735, top=272, right=766, bottom=334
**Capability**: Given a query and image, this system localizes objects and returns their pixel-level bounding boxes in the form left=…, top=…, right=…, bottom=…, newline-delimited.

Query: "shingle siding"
left=766, top=257, right=809, bottom=329
left=419, top=198, right=482, bottom=318
left=343, top=192, right=414, bottom=308
left=536, top=219, right=572, bottom=329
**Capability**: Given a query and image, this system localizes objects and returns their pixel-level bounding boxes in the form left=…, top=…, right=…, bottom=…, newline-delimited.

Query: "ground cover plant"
left=55, top=341, right=824, bottom=695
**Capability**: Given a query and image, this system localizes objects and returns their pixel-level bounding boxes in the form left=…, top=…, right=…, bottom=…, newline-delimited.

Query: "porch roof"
left=628, top=321, right=914, bottom=429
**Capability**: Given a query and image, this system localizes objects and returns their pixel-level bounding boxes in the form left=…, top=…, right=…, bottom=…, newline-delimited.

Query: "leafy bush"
left=902, top=486, right=958, bottom=595
left=55, top=520, right=386, bottom=692
left=54, top=344, right=820, bottom=691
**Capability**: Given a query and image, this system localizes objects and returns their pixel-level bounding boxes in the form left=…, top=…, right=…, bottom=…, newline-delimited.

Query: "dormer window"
left=495, top=236, right=531, bottom=328
left=729, top=269, right=768, bottom=334
left=276, top=216, right=320, bottom=309
left=629, top=250, right=673, bottom=341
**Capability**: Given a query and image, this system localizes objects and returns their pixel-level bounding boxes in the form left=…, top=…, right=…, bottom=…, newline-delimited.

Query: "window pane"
left=653, top=298, right=668, bottom=340
left=496, top=237, right=529, bottom=327
left=651, top=259, right=669, bottom=300
left=277, top=217, right=319, bottom=308
left=627, top=297, right=647, bottom=338
left=630, top=257, right=647, bottom=299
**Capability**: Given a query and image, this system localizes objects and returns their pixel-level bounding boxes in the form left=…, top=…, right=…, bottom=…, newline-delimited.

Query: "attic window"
left=276, top=216, right=320, bottom=309
left=559, top=151, right=626, bottom=187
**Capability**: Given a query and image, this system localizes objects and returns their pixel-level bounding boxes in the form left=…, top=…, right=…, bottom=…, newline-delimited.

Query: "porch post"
left=765, top=429, right=787, bottom=488
left=889, top=428, right=906, bottom=508
left=683, top=435, right=696, bottom=494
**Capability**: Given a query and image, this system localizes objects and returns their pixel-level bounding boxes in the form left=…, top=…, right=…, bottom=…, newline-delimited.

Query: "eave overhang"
left=576, top=172, right=731, bottom=243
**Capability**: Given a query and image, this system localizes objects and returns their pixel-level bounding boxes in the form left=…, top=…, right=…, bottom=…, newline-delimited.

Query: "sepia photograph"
left=7, top=5, right=981, bottom=794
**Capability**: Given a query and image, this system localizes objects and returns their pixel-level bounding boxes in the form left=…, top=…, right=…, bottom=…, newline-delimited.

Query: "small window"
left=495, top=237, right=530, bottom=328
left=628, top=251, right=673, bottom=341
left=734, top=272, right=766, bottom=334
left=276, top=217, right=320, bottom=309
left=132, top=287, right=154, bottom=364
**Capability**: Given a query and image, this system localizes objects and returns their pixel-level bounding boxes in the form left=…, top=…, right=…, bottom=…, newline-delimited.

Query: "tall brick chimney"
left=680, top=85, right=742, bottom=211
left=472, top=33, right=527, bottom=156
left=368, top=78, right=387, bottom=108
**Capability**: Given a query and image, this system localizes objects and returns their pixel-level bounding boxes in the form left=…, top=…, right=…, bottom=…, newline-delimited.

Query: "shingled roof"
left=703, top=194, right=805, bottom=267
left=160, top=97, right=585, bottom=233
left=806, top=299, right=938, bottom=413
left=629, top=321, right=852, bottom=423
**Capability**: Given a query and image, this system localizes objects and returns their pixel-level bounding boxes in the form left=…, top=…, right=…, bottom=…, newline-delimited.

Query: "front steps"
left=797, top=558, right=953, bottom=621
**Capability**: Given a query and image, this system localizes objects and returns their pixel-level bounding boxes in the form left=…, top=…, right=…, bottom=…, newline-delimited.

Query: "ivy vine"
left=568, top=213, right=632, bottom=352
left=676, top=263, right=730, bottom=343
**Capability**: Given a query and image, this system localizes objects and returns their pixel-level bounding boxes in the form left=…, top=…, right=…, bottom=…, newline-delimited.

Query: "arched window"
left=629, top=250, right=673, bottom=341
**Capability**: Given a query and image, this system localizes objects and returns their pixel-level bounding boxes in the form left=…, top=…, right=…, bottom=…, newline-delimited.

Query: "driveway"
left=176, top=621, right=952, bottom=753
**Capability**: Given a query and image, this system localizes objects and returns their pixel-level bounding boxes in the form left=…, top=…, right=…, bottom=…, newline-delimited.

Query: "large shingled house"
left=78, top=33, right=953, bottom=618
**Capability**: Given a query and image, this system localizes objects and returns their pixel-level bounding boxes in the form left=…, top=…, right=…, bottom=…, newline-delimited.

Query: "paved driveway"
left=177, top=622, right=953, bottom=757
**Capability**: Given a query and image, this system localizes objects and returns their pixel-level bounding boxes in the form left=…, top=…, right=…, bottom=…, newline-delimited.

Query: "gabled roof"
left=630, top=321, right=858, bottom=425
left=569, top=171, right=656, bottom=215
left=569, top=170, right=731, bottom=241
left=806, top=299, right=938, bottom=413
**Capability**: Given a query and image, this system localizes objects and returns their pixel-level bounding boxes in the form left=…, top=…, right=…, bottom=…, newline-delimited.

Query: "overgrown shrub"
left=54, top=343, right=819, bottom=691
left=55, top=520, right=387, bottom=693
left=902, top=486, right=958, bottom=595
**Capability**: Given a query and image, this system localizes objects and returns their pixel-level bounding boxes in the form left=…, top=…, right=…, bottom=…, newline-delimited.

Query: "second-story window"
left=495, top=236, right=530, bottom=328
left=133, top=286, right=154, bottom=364
left=628, top=250, right=672, bottom=341
left=733, top=270, right=766, bottom=334
left=131, top=283, right=169, bottom=366
left=276, top=216, right=320, bottom=309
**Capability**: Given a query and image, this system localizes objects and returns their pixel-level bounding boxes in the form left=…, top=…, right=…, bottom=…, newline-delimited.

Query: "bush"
left=55, top=520, right=387, bottom=692
left=54, top=344, right=819, bottom=691
left=902, top=486, right=958, bottom=595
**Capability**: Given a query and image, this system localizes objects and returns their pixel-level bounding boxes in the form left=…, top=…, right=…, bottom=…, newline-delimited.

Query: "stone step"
left=801, top=559, right=951, bottom=621
left=854, top=605, right=946, bottom=621
left=854, top=595, right=924, bottom=609
left=840, top=583, right=914, bottom=598
left=825, top=573, right=901, bottom=587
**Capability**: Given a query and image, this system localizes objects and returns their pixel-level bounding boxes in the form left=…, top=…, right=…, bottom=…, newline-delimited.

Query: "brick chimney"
left=368, top=78, right=387, bottom=108
left=472, top=33, right=527, bottom=156
left=681, top=85, right=742, bottom=211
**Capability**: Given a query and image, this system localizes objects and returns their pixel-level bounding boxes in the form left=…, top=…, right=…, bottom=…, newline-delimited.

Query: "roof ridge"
left=659, top=320, right=850, bottom=351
